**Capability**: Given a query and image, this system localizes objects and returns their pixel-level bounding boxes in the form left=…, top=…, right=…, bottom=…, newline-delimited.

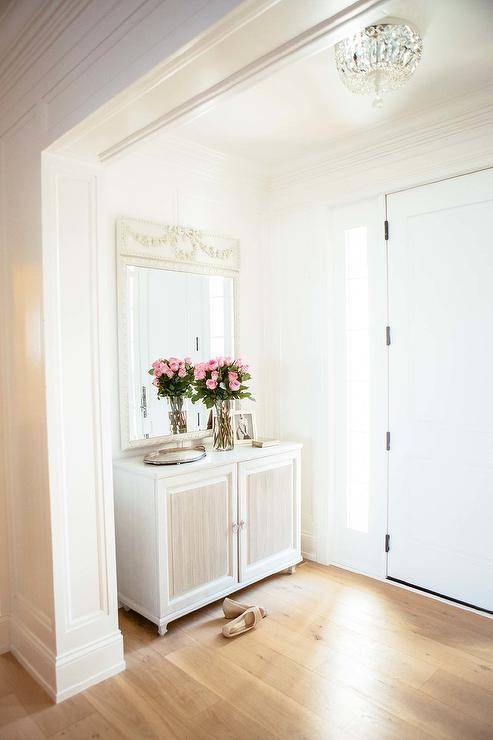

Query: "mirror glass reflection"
left=125, top=265, right=234, bottom=441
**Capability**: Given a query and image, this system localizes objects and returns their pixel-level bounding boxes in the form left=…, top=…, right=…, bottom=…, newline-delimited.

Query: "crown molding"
left=268, top=84, right=493, bottom=194
left=132, top=134, right=270, bottom=192
left=145, top=83, right=493, bottom=202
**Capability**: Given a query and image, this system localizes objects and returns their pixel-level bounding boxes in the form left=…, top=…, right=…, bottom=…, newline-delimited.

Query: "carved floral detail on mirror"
left=117, top=217, right=240, bottom=270
left=126, top=224, right=234, bottom=261
left=117, top=217, right=239, bottom=451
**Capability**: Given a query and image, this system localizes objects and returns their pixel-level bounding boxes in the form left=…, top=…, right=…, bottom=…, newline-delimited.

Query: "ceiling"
left=165, top=0, right=493, bottom=168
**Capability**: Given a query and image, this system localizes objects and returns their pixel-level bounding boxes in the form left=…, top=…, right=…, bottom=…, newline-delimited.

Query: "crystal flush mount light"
left=335, top=22, right=423, bottom=108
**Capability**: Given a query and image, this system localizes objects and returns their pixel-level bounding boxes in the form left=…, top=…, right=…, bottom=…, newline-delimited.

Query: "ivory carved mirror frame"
left=117, top=216, right=240, bottom=451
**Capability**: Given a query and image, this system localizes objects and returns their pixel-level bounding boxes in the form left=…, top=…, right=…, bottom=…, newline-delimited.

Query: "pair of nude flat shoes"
left=221, top=597, right=267, bottom=638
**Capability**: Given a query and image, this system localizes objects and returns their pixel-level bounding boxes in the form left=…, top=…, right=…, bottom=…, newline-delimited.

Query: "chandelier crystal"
left=335, top=23, right=423, bottom=107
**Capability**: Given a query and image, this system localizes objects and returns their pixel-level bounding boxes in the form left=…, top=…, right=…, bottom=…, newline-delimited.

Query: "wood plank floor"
left=1, top=562, right=493, bottom=739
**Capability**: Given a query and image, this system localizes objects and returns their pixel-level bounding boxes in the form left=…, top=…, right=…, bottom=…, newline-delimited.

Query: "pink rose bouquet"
left=148, top=357, right=194, bottom=399
left=191, top=357, right=253, bottom=409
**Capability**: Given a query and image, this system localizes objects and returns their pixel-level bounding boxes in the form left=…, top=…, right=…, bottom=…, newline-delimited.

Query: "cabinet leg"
left=158, top=623, right=168, bottom=637
left=285, top=565, right=296, bottom=575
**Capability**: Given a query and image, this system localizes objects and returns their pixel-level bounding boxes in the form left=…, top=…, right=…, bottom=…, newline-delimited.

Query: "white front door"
left=387, top=168, right=493, bottom=612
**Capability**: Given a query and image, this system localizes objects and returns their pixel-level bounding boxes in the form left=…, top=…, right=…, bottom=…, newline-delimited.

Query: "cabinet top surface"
left=113, top=442, right=302, bottom=479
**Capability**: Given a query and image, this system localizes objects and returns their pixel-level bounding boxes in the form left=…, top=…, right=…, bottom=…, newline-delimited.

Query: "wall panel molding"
left=42, top=153, right=124, bottom=701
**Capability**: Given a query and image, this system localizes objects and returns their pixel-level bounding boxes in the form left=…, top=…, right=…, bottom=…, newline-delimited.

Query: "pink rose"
left=211, top=370, right=219, bottom=381
left=163, top=364, right=174, bottom=378
left=153, top=367, right=163, bottom=378
left=207, top=359, right=218, bottom=371
left=240, top=364, right=249, bottom=372
left=184, top=357, right=192, bottom=365
left=217, top=357, right=225, bottom=367
left=178, top=367, right=186, bottom=378
left=194, top=367, right=206, bottom=380
left=229, top=379, right=240, bottom=391
left=228, top=371, right=238, bottom=381
left=169, top=361, right=179, bottom=372
left=206, top=379, right=217, bottom=390
left=224, top=356, right=232, bottom=365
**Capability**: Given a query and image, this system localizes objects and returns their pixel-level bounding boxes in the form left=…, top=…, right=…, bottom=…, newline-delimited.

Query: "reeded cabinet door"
left=238, top=451, right=301, bottom=583
left=161, top=464, right=238, bottom=616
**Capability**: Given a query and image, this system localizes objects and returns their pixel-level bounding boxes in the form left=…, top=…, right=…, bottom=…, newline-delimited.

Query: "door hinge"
left=386, top=325, right=391, bottom=346
left=385, top=534, right=390, bottom=552
left=384, top=219, right=389, bottom=241
left=386, top=431, right=391, bottom=451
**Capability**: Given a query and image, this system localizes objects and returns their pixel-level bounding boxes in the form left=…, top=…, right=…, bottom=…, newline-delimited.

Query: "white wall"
left=264, top=205, right=331, bottom=561
left=102, top=146, right=268, bottom=457
left=102, top=144, right=322, bottom=563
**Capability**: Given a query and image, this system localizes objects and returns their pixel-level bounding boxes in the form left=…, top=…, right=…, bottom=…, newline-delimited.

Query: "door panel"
left=162, top=465, right=237, bottom=614
left=387, top=169, right=493, bottom=611
left=238, top=452, right=301, bottom=582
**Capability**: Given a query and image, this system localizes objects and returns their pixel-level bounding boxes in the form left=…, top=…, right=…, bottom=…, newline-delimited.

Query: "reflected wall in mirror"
left=117, top=217, right=239, bottom=450
left=126, top=267, right=234, bottom=440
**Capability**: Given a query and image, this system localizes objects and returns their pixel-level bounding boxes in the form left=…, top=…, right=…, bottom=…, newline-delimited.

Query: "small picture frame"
left=232, top=410, right=257, bottom=445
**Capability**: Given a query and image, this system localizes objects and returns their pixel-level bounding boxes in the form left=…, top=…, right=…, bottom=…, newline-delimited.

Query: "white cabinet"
left=113, top=443, right=301, bottom=634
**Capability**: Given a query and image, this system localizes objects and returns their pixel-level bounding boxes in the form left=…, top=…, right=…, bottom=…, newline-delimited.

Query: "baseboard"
left=10, top=617, right=57, bottom=700
left=301, top=531, right=316, bottom=561
left=10, top=616, right=125, bottom=702
left=328, top=558, right=383, bottom=580
left=55, top=631, right=125, bottom=703
left=56, top=658, right=126, bottom=703
left=0, top=614, right=10, bottom=654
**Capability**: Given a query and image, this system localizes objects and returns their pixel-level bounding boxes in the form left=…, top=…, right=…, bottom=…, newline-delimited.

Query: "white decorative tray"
left=143, top=446, right=207, bottom=466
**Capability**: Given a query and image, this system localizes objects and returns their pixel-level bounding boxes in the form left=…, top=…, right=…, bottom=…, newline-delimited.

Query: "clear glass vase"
left=213, top=400, right=234, bottom=451
left=168, top=395, right=187, bottom=435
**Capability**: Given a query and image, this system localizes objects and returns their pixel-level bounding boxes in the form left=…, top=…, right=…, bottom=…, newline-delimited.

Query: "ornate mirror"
left=117, top=217, right=239, bottom=450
